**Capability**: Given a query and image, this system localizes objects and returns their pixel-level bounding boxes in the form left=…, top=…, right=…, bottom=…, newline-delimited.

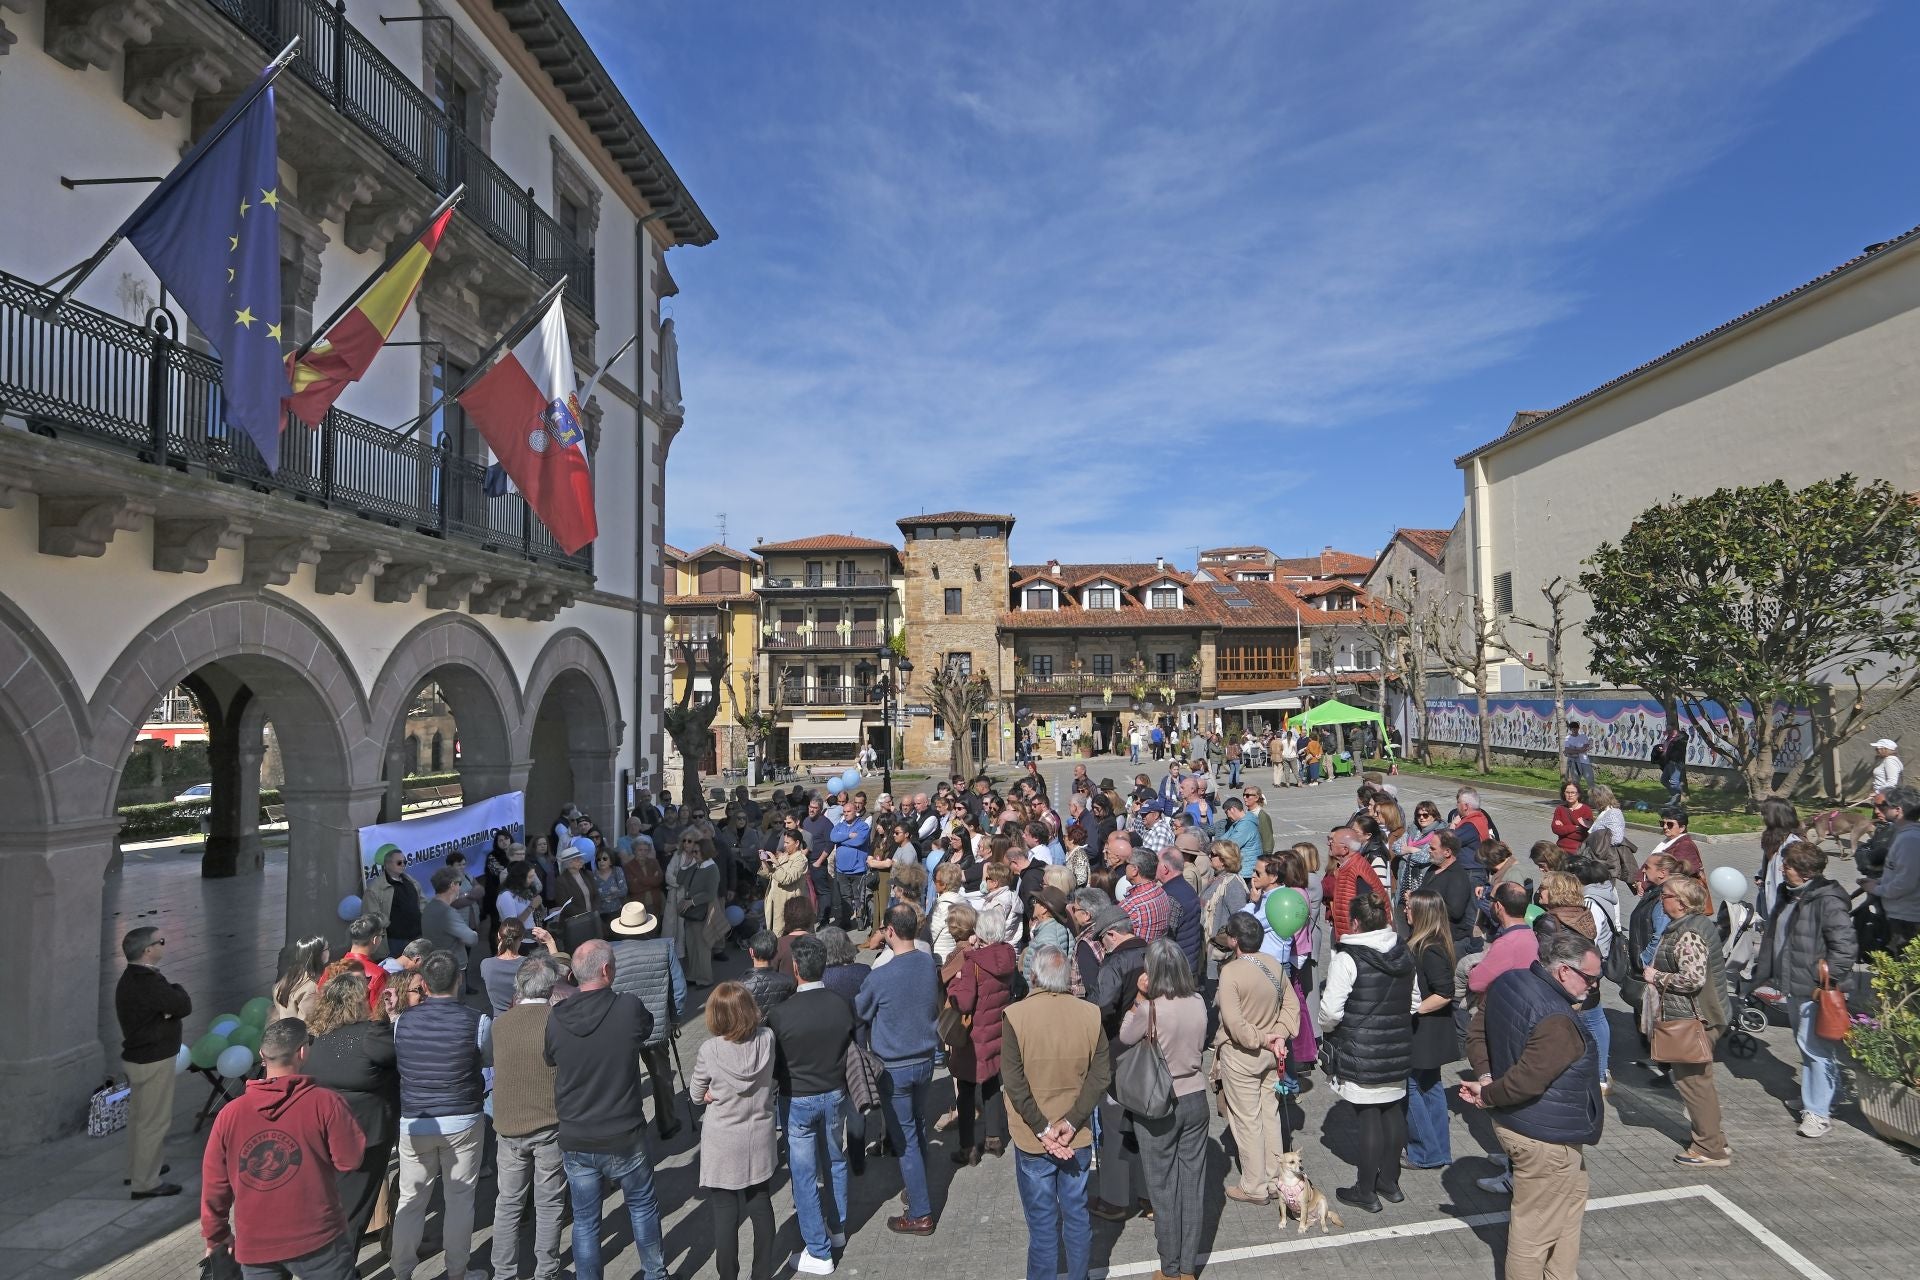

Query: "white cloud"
left=577, top=0, right=1865, bottom=562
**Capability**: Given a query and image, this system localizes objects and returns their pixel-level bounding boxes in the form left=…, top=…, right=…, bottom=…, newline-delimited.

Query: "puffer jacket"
left=1753, top=877, right=1856, bottom=1000
left=947, top=941, right=1017, bottom=1082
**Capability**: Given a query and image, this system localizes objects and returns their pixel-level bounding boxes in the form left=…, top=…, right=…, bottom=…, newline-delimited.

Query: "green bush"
left=1847, top=938, right=1920, bottom=1088
left=118, top=799, right=211, bottom=842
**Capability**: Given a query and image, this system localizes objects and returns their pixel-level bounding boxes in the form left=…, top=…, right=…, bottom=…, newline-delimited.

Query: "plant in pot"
left=1845, top=937, right=1920, bottom=1147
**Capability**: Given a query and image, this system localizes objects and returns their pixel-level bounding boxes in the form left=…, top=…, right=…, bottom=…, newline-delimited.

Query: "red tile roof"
left=667, top=542, right=760, bottom=564
left=1012, top=562, right=1187, bottom=588
left=1199, top=545, right=1273, bottom=558
left=662, top=542, right=687, bottom=559
left=895, top=511, right=1016, bottom=527
left=1457, top=222, right=1920, bottom=464
left=754, top=534, right=899, bottom=553
left=1273, top=549, right=1376, bottom=578
left=1396, top=528, right=1450, bottom=564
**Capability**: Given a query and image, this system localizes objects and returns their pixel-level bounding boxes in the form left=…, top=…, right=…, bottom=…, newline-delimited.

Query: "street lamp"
left=878, top=648, right=913, bottom=797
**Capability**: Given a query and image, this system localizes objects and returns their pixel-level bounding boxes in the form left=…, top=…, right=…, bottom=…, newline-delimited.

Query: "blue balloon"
left=216, top=1044, right=255, bottom=1080
left=725, top=904, right=746, bottom=928
left=338, top=894, right=363, bottom=922
left=208, top=1016, right=241, bottom=1038
left=839, top=769, right=862, bottom=792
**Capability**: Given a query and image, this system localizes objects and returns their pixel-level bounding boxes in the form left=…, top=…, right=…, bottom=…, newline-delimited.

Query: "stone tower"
left=894, top=512, right=1015, bottom=773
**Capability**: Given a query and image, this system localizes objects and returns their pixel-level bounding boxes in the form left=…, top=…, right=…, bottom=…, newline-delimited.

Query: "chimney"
left=1156, top=555, right=1164, bottom=571
left=1049, top=559, right=1060, bottom=576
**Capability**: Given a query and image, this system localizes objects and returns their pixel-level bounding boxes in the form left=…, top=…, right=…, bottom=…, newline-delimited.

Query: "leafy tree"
left=1580, top=476, right=1920, bottom=807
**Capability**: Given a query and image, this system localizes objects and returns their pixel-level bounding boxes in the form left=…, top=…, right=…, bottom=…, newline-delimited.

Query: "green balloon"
left=190, top=1031, right=230, bottom=1071
left=1525, top=904, right=1544, bottom=923
left=1263, top=886, right=1309, bottom=938
left=227, top=1024, right=263, bottom=1054
left=240, top=996, right=273, bottom=1027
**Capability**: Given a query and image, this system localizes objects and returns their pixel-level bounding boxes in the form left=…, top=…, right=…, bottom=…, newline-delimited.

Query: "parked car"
left=172, top=783, right=213, bottom=803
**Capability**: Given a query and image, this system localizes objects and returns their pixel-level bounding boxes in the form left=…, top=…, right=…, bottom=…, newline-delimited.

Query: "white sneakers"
left=1798, top=1112, right=1833, bottom=1138
left=793, top=1250, right=836, bottom=1275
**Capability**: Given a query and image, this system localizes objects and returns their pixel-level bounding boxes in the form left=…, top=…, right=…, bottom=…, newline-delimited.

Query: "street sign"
left=906, top=704, right=933, bottom=716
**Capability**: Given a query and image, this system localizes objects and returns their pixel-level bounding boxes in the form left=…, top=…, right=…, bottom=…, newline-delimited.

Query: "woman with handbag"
left=1402, top=889, right=1459, bottom=1170
left=1317, top=891, right=1415, bottom=1213
left=1751, top=842, right=1857, bottom=1139
left=1118, top=938, right=1209, bottom=1280
left=1643, top=873, right=1734, bottom=1167
left=1210, top=913, right=1300, bottom=1206
left=942, top=907, right=1017, bottom=1165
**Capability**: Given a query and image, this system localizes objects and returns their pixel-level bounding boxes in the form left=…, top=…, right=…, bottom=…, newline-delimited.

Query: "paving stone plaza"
left=4, top=762, right=1911, bottom=1279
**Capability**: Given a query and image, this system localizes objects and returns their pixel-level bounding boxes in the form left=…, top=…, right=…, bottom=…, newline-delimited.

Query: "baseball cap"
left=1873, top=738, right=1899, bottom=750
left=1139, top=799, right=1170, bottom=816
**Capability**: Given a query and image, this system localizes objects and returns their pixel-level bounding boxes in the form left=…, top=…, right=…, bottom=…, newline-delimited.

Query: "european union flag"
left=119, top=65, right=290, bottom=469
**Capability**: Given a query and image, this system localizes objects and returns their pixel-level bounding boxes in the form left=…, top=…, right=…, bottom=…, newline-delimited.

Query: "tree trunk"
left=1473, top=676, right=1492, bottom=774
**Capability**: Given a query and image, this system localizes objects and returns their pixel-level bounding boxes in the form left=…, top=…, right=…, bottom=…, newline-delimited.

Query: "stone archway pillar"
left=280, top=783, right=386, bottom=949
left=459, top=756, right=534, bottom=807
left=0, top=819, right=121, bottom=1151
left=383, top=732, right=413, bottom=824
left=567, top=747, right=619, bottom=827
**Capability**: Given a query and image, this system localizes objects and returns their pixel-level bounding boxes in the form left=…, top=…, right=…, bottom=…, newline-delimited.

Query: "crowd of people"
left=107, top=740, right=1920, bottom=1280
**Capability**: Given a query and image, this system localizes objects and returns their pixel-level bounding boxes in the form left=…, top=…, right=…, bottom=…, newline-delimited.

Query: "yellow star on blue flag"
left=118, top=63, right=290, bottom=469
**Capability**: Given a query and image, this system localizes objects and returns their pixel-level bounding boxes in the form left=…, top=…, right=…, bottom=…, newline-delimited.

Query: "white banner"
left=358, top=791, right=525, bottom=894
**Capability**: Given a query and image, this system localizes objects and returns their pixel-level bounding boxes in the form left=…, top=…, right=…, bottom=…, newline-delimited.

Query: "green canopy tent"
left=1290, top=697, right=1396, bottom=757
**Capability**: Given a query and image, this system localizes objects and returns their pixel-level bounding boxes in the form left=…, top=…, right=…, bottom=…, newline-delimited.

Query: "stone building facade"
left=896, top=513, right=1015, bottom=772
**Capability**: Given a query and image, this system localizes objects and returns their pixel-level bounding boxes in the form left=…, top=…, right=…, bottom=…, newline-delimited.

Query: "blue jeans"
left=783, top=1090, right=850, bottom=1259
left=1015, top=1145, right=1093, bottom=1280
left=1578, top=1006, right=1611, bottom=1083
left=1228, top=760, right=1241, bottom=786
left=878, top=1057, right=933, bottom=1220
left=562, top=1145, right=667, bottom=1280
left=1405, top=1067, right=1452, bottom=1166
left=1792, top=999, right=1841, bottom=1118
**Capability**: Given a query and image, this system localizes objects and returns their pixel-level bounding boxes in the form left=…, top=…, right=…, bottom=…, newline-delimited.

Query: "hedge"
left=119, top=773, right=466, bottom=842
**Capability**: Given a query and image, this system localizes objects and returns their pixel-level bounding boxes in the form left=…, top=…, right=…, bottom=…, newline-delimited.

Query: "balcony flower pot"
left=1844, top=939, right=1920, bottom=1148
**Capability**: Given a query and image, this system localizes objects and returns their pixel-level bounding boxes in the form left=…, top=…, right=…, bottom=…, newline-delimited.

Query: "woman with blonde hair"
left=690, top=981, right=778, bottom=1280
left=303, top=971, right=398, bottom=1245
left=1534, top=870, right=1595, bottom=940
left=1645, top=873, right=1734, bottom=1167
left=929, top=863, right=969, bottom=963
left=1402, top=888, right=1459, bottom=1169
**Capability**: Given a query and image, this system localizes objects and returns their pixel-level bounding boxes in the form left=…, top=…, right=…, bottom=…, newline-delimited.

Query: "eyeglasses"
left=1561, top=965, right=1602, bottom=991
left=1660, top=820, right=1679, bottom=829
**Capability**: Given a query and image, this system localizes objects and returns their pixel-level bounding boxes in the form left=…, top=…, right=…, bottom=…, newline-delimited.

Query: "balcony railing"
left=775, top=682, right=887, bottom=708
left=0, top=270, right=591, bottom=573
left=760, top=571, right=892, bottom=590
left=762, top=628, right=883, bottom=651
left=205, top=0, right=594, bottom=314
left=1015, top=671, right=1201, bottom=694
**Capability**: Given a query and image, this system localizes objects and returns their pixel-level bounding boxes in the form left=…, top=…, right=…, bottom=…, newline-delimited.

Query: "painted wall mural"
left=1422, top=695, right=1811, bottom=771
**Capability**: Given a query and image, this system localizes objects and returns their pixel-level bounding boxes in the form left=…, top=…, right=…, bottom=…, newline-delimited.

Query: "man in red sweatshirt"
left=202, top=1018, right=367, bottom=1279
left=1325, top=827, right=1387, bottom=941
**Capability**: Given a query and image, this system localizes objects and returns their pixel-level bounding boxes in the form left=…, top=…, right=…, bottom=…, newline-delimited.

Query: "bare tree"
left=1496, top=576, right=1575, bottom=769
left=724, top=666, right=785, bottom=781
left=664, top=638, right=728, bottom=811
left=1428, top=592, right=1501, bottom=774
left=1359, top=578, right=1433, bottom=764
left=923, top=654, right=994, bottom=781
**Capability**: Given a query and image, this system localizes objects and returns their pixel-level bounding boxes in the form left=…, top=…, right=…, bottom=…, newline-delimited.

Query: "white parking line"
left=1073, top=1184, right=1835, bottom=1280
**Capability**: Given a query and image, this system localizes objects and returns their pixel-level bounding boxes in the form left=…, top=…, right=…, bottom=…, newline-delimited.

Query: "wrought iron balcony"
left=759, top=571, right=892, bottom=591
left=775, top=681, right=886, bottom=708
left=0, top=269, right=591, bottom=573
left=205, top=0, right=594, bottom=314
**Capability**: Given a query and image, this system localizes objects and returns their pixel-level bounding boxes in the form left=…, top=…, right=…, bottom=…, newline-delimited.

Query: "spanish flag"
left=285, top=206, right=453, bottom=427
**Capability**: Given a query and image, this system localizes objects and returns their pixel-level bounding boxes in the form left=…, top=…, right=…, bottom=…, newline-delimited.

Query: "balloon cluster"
left=833, top=768, right=863, bottom=795
left=184, top=996, right=276, bottom=1079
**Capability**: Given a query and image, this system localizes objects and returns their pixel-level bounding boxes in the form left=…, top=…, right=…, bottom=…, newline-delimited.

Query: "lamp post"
left=878, top=648, right=913, bottom=798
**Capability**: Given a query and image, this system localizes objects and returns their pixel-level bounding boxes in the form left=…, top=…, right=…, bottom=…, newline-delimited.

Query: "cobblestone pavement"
left=5, top=761, right=1912, bottom=1279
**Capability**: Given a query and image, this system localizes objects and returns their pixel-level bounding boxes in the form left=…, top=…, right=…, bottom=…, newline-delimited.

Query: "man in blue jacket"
left=855, top=906, right=940, bottom=1236
left=830, top=792, right=873, bottom=930
left=1213, top=797, right=1264, bottom=878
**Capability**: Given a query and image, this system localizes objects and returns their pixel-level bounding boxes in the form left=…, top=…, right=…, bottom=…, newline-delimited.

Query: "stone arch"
left=518, top=628, right=623, bottom=828
left=367, top=613, right=524, bottom=809
left=86, top=588, right=376, bottom=803
left=0, top=590, right=97, bottom=825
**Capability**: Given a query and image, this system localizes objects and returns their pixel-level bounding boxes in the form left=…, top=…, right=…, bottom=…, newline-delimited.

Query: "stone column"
left=567, top=747, right=619, bottom=826
left=0, top=819, right=120, bottom=1151
left=201, top=687, right=263, bottom=879
left=383, top=733, right=412, bottom=823
left=458, top=756, right=533, bottom=806
left=279, top=784, right=386, bottom=950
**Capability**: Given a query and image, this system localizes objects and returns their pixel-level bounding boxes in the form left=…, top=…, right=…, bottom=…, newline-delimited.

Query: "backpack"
left=1588, top=891, right=1631, bottom=985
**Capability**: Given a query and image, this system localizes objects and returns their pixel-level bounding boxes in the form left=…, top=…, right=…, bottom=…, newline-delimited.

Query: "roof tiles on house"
left=753, top=534, right=899, bottom=553
left=895, top=511, right=1017, bottom=527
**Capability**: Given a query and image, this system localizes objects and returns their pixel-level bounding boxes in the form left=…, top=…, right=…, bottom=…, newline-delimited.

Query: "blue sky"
left=573, top=0, right=1917, bottom=567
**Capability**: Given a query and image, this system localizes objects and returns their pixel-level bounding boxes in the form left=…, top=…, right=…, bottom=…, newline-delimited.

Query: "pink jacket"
left=1467, top=923, right=1540, bottom=996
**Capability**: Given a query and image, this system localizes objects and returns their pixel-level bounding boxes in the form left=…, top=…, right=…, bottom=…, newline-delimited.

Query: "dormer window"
left=1084, top=586, right=1118, bottom=610
left=1148, top=587, right=1180, bottom=609
left=1023, top=587, right=1057, bottom=610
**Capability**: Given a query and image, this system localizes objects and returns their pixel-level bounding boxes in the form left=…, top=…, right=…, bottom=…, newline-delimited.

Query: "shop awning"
left=785, top=717, right=865, bottom=744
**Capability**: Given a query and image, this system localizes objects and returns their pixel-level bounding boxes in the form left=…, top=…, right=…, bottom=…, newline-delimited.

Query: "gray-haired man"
left=491, top=954, right=569, bottom=1280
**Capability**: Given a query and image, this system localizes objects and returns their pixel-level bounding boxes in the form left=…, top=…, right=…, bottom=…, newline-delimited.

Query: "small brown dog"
left=1270, top=1149, right=1344, bottom=1234
left=1810, top=808, right=1876, bottom=854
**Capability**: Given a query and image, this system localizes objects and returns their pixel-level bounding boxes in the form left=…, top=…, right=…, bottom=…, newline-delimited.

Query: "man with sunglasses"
left=117, top=926, right=192, bottom=1199
left=1462, top=929, right=1606, bottom=1280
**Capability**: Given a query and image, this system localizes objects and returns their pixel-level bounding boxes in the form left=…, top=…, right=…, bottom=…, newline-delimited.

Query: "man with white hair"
left=912, top=792, right=939, bottom=845
left=1450, top=787, right=1495, bottom=879
left=1326, top=828, right=1387, bottom=943
left=1002, top=946, right=1110, bottom=1280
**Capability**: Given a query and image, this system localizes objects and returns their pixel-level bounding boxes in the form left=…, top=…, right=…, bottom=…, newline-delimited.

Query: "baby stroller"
left=1719, top=899, right=1772, bottom=1058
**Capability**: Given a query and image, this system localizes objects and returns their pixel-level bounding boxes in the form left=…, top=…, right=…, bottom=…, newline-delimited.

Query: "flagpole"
left=577, top=332, right=637, bottom=405
left=36, top=38, right=302, bottom=320
left=381, top=275, right=568, bottom=443
left=290, top=185, right=465, bottom=364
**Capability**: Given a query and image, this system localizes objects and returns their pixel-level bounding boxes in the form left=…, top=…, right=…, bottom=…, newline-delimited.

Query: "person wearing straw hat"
left=608, top=900, right=687, bottom=1142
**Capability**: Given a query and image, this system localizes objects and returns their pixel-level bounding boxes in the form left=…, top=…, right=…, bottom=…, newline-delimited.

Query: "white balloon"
left=216, top=1044, right=255, bottom=1080
left=1708, top=865, right=1751, bottom=903
left=174, top=1045, right=192, bottom=1075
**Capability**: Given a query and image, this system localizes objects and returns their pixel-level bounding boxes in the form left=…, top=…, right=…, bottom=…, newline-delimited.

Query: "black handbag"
left=1112, top=1000, right=1176, bottom=1119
